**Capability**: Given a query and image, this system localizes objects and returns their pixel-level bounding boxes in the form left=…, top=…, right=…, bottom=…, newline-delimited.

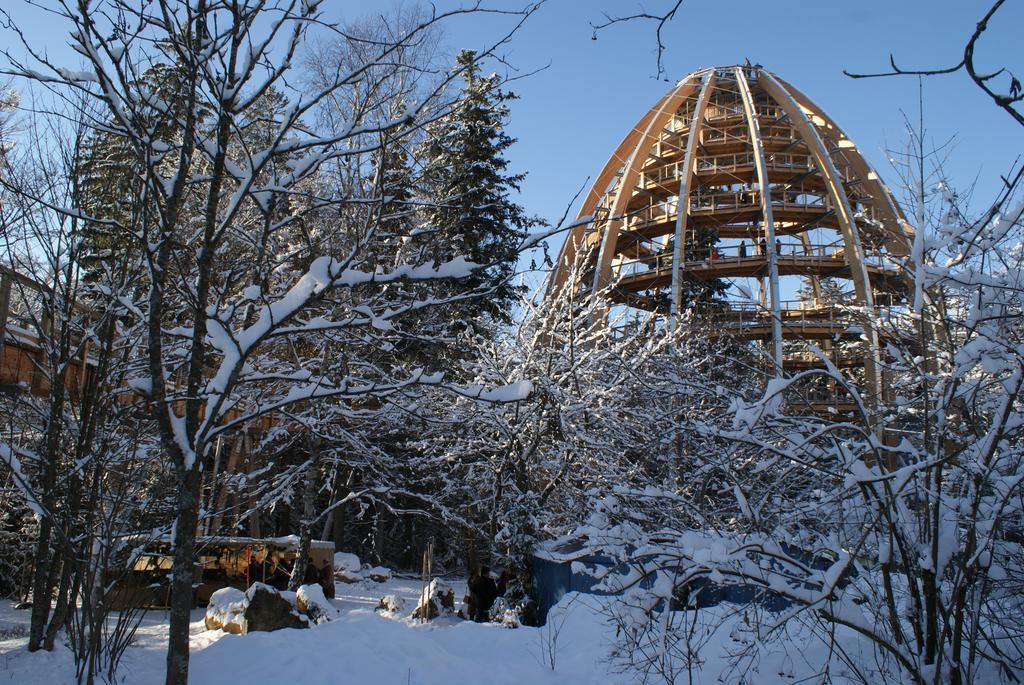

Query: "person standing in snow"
left=303, top=557, right=318, bottom=586
left=467, top=566, right=498, bottom=622
left=246, top=550, right=267, bottom=586
left=318, top=559, right=335, bottom=599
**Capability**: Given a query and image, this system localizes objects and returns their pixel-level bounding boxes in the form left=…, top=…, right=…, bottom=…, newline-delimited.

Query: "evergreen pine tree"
left=77, top=63, right=195, bottom=280
left=418, top=50, right=539, bottom=326
left=368, top=127, right=417, bottom=270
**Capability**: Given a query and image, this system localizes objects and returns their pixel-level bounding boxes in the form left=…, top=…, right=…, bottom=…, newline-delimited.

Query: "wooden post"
left=419, top=538, right=434, bottom=623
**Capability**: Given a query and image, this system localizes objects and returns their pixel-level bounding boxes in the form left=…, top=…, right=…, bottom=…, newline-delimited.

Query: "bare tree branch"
left=844, top=0, right=1024, bottom=127
left=590, top=1, right=684, bottom=80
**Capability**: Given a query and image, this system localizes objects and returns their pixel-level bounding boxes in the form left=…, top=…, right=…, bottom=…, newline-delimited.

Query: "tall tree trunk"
left=289, top=438, right=320, bottom=591
left=331, top=467, right=353, bottom=550
left=27, top=515, right=55, bottom=652
left=373, top=506, right=386, bottom=565
left=43, top=468, right=83, bottom=651
left=43, top=546, right=75, bottom=651
left=243, top=434, right=261, bottom=538
left=332, top=506, right=346, bottom=550
left=404, top=514, right=416, bottom=569
left=28, top=395, right=66, bottom=651
left=164, top=464, right=202, bottom=685
left=207, top=436, right=241, bottom=535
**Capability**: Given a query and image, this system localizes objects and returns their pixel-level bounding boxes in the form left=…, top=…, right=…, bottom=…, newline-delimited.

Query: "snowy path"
left=0, top=578, right=624, bottom=685
left=0, top=577, right=883, bottom=684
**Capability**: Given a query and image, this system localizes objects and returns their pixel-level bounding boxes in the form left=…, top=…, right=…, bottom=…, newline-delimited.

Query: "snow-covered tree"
left=578, top=146, right=1024, bottom=683
left=2, top=2, right=542, bottom=683
left=412, top=241, right=751, bottom=622
left=418, top=49, right=539, bottom=328
left=0, top=101, right=165, bottom=683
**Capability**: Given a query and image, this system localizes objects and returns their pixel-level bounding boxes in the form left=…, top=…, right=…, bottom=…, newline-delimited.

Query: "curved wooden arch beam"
left=778, top=74, right=950, bottom=395
left=774, top=78, right=949, bottom=354
left=759, top=69, right=883, bottom=403
left=671, top=71, right=716, bottom=320
left=548, top=90, right=676, bottom=296
left=593, top=74, right=703, bottom=294
left=773, top=75, right=912, bottom=257
left=735, top=67, right=783, bottom=374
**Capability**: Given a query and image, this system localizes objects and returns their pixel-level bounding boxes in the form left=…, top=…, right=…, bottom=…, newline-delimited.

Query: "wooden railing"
left=611, top=242, right=854, bottom=280
left=641, top=151, right=816, bottom=189
left=626, top=188, right=831, bottom=231
left=701, top=123, right=796, bottom=147
left=663, top=103, right=786, bottom=136
left=704, top=103, right=783, bottom=122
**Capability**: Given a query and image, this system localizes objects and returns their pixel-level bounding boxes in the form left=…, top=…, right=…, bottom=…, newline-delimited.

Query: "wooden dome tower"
left=549, top=65, right=914, bottom=409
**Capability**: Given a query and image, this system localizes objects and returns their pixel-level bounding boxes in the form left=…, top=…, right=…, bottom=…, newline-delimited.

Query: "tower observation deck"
left=548, top=65, right=915, bottom=411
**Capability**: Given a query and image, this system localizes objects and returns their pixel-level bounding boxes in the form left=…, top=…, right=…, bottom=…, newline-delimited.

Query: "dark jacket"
left=468, top=573, right=498, bottom=610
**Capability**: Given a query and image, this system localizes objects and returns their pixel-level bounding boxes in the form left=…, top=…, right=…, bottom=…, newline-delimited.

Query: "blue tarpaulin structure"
left=531, top=535, right=848, bottom=625
left=532, top=538, right=620, bottom=623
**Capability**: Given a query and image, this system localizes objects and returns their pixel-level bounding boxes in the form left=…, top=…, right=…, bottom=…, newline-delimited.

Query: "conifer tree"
left=369, top=127, right=417, bottom=270
left=418, top=50, right=538, bottom=326
left=76, top=64, right=196, bottom=280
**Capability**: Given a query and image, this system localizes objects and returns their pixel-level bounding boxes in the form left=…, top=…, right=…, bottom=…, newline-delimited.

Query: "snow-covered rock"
left=376, top=594, right=405, bottom=614
left=204, top=587, right=247, bottom=634
left=410, top=578, right=455, bottom=620
left=333, top=552, right=363, bottom=582
left=204, top=583, right=309, bottom=634
left=334, top=551, right=361, bottom=573
left=366, top=565, right=392, bottom=583
left=296, top=583, right=340, bottom=625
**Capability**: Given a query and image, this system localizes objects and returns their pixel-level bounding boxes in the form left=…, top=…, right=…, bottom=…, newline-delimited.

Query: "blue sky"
left=433, top=0, right=1023, bottom=231
left=4, top=0, right=1022, bottom=245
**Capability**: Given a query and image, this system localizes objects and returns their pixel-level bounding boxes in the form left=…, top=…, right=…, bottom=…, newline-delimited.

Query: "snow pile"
left=411, top=578, right=455, bottom=620
left=204, top=587, right=247, bottom=634
left=333, top=551, right=363, bottom=582
left=375, top=594, right=405, bottom=615
left=365, top=565, right=391, bottom=583
left=332, top=552, right=392, bottom=584
left=296, top=583, right=340, bottom=625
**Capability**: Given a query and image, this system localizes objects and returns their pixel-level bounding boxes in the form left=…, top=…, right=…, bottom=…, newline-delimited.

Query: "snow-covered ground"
left=0, top=576, right=881, bottom=684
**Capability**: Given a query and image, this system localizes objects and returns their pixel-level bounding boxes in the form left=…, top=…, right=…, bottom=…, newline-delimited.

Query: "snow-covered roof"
left=126, top=534, right=335, bottom=551
left=533, top=535, right=597, bottom=563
